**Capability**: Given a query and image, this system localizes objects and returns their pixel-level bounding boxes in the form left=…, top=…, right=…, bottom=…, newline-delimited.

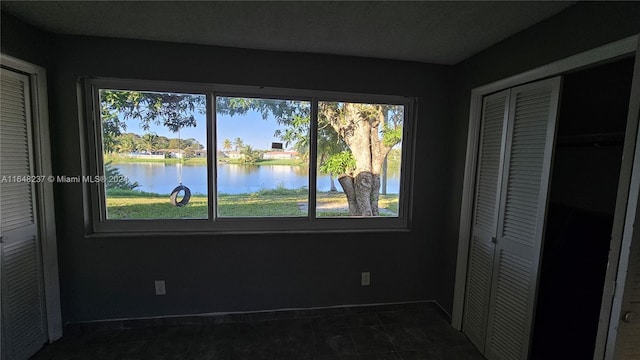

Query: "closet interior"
left=531, top=56, right=635, bottom=359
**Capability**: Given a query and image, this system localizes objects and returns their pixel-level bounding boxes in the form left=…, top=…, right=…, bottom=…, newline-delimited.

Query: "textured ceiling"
left=1, top=1, right=575, bottom=64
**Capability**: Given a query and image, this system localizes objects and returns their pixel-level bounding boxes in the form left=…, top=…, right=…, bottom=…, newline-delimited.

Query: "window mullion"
left=90, top=83, right=109, bottom=225
left=208, top=92, right=216, bottom=222
left=308, top=98, right=319, bottom=220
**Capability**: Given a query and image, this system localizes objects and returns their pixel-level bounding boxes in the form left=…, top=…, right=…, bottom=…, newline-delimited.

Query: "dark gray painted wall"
left=441, top=2, right=640, bottom=313
left=0, top=12, right=51, bottom=67
left=4, top=1, right=638, bottom=325
left=1, top=12, right=454, bottom=323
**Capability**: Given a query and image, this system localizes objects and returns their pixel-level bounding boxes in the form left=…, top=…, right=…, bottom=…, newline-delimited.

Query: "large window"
left=215, top=96, right=311, bottom=217
left=316, top=101, right=404, bottom=217
left=98, top=89, right=208, bottom=220
left=86, top=79, right=413, bottom=233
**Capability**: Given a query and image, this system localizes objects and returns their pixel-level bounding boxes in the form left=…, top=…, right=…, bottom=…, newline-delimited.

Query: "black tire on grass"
left=169, top=185, right=191, bottom=207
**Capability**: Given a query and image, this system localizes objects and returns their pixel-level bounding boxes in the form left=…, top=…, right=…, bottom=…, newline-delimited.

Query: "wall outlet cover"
left=361, top=272, right=371, bottom=286
left=154, top=280, right=166, bottom=295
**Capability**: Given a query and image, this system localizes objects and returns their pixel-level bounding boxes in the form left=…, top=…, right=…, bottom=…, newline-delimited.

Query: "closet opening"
left=531, top=56, right=636, bottom=359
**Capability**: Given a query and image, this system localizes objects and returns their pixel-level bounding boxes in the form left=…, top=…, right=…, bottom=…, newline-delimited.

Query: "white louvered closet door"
left=484, top=77, right=561, bottom=360
left=462, top=90, right=510, bottom=352
left=0, top=68, right=48, bottom=360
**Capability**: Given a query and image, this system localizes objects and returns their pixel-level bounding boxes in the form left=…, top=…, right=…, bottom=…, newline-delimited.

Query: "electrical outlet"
left=361, top=272, right=371, bottom=286
left=154, top=280, right=166, bottom=295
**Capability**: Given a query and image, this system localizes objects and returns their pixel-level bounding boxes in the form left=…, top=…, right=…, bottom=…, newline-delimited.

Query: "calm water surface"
left=114, top=163, right=400, bottom=195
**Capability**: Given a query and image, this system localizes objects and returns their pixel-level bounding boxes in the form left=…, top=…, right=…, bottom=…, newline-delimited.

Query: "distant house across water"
left=157, top=149, right=185, bottom=159
left=263, top=151, right=299, bottom=160
left=126, top=150, right=166, bottom=159
left=224, top=150, right=244, bottom=159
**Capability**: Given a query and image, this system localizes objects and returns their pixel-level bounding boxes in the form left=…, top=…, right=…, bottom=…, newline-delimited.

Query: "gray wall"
left=1, top=12, right=454, bottom=323
left=4, top=1, right=639, bottom=325
left=0, top=12, right=51, bottom=67
left=440, top=2, right=640, bottom=312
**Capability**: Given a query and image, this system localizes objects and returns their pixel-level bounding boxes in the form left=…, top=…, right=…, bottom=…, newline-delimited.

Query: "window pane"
left=99, top=89, right=208, bottom=219
left=215, top=97, right=311, bottom=217
left=316, top=101, right=403, bottom=217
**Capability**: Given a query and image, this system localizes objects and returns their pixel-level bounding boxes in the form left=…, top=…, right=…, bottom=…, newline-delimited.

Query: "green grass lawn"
left=105, top=189, right=398, bottom=219
left=106, top=195, right=209, bottom=219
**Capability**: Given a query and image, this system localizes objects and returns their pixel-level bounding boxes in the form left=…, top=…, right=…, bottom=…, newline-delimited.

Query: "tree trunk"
left=354, top=172, right=374, bottom=216
left=338, top=175, right=361, bottom=215
left=371, top=174, right=381, bottom=216
left=381, top=157, right=387, bottom=195
left=338, top=173, right=380, bottom=216
left=324, top=103, right=397, bottom=216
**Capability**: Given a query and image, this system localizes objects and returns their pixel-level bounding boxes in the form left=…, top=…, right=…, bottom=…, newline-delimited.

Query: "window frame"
left=83, top=78, right=415, bottom=235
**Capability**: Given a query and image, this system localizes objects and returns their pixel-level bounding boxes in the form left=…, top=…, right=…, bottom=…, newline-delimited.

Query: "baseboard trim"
left=430, top=300, right=452, bottom=323
left=66, top=300, right=444, bottom=333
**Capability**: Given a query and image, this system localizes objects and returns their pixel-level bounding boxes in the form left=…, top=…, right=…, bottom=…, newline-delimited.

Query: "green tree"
left=104, top=161, right=140, bottom=191
left=168, top=139, right=180, bottom=149
left=100, top=92, right=402, bottom=216
left=318, top=102, right=403, bottom=215
left=274, top=112, right=346, bottom=191
left=100, top=90, right=204, bottom=133
left=116, top=133, right=137, bottom=154
left=223, top=138, right=232, bottom=151
left=141, top=133, right=159, bottom=152
left=316, top=121, right=350, bottom=192
left=196, top=142, right=204, bottom=150
left=216, top=98, right=403, bottom=216
left=240, top=145, right=261, bottom=165
left=233, top=137, right=244, bottom=151
left=156, top=136, right=170, bottom=150
left=184, top=138, right=203, bottom=150
left=100, top=89, right=204, bottom=154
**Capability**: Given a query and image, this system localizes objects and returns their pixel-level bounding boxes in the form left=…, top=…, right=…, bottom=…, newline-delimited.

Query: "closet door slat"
left=462, top=90, right=510, bottom=352
left=1, top=68, right=48, bottom=360
left=484, top=77, right=561, bottom=360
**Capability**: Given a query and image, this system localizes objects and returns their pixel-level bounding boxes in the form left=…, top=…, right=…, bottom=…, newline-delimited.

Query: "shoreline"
left=104, top=156, right=305, bottom=167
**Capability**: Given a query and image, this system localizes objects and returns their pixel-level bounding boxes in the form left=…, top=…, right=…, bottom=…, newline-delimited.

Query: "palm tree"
left=116, top=135, right=136, bottom=154
left=141, top=133, right=159, bottom=152
left=240, top=145, right=260, bottom=164
left=223, top=138, right=232, bottom=151
left=233, top=137, right=244, bottom=151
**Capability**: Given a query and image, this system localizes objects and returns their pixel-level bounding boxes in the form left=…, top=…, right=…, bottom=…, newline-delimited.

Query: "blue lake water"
left=113, top=163, right=400, bottom=195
